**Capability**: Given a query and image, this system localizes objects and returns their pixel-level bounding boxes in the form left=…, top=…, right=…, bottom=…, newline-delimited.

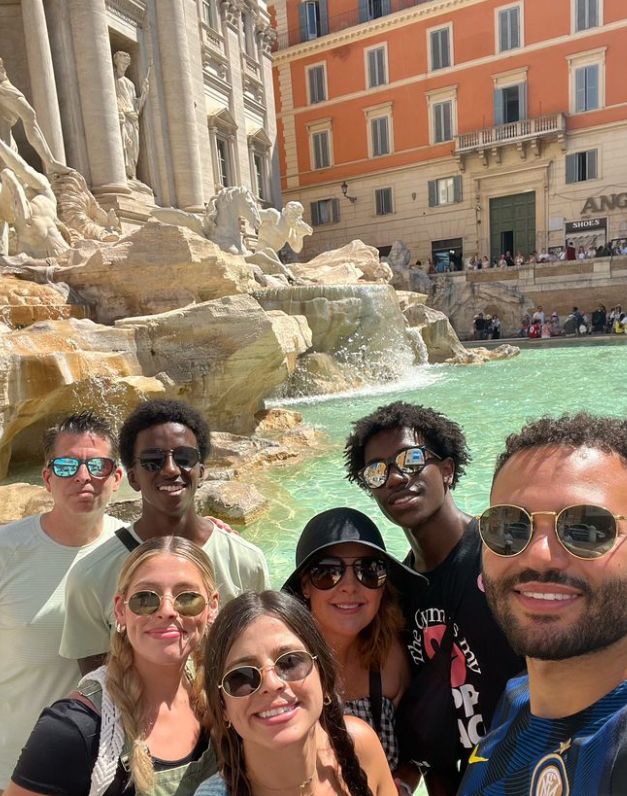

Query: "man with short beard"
left=459, top=412, right=627, bottom=795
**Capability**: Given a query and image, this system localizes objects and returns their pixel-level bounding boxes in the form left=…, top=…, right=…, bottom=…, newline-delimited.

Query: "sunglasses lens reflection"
left=557, top=505, right=617, bottom=559
left=479, top=506, right=531, bottom=556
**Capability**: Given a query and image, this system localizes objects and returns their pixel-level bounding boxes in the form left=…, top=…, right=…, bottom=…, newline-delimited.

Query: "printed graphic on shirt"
left=408, top=606, right=485, bottom=749
left=530, top=752, right=570, bottom=796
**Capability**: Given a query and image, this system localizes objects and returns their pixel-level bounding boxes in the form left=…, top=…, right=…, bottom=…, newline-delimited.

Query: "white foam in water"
left=266, top=364, right=446, bottom=406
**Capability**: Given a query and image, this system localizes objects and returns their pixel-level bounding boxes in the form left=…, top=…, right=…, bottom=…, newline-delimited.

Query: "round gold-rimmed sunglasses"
left=125, top=590, right=207, bottom=617
left=219, top=650, right=317, bottom=697
left=477, top=503, right=626, bottom=560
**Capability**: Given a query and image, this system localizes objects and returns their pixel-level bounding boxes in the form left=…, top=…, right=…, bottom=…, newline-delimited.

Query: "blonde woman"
left=6, top=536, right=218, bottom=796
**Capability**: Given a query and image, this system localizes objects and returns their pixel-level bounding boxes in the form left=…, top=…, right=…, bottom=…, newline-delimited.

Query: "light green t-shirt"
left=0, top=513, right=118, bottom=788
left=60, top=525, right=270, bottom=660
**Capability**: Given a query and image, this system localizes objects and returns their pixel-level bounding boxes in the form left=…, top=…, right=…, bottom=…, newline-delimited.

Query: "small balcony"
left=455, top=113, right=567, bottom=169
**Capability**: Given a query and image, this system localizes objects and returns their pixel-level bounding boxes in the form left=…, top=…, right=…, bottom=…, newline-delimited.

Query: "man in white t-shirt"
left=61, top=399, right=270, bottom=675
left=0, top=412, right=123, bottom=791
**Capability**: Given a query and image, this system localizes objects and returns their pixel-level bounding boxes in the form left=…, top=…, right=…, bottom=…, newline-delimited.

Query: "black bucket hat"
left=282, top=507, right=428, bottom=596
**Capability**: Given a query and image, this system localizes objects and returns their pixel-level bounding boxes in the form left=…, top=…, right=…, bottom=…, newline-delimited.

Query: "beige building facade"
left=0, top=0, right=281, bottom=222
left=271, top=0, right=627, bottom=264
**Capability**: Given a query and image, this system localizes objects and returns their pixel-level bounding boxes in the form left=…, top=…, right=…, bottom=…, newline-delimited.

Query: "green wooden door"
left=489, top=192, right=536, bottom=261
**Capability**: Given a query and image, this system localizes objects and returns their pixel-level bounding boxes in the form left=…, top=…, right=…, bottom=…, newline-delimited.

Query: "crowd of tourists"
left=519, top=304, right=627, bottom=338
left=1, top=398, right=626, bottom=796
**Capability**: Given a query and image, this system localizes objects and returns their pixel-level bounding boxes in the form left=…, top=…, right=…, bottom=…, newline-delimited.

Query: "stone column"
left=68, top=0, right=128, bottom=194
left=21, top=0, right=66, bottom=163
left=154, top=0, right=204, bottom=210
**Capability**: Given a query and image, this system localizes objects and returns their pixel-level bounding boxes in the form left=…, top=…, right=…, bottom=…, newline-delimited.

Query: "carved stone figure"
left=113, top=51, right=149, bottom=181
left=0, top=137, right=69, bottom=258
left=49, top=169, right=121, bottom=244
left=151, top=186, right=261, bottom=254
left=0, top=57, right=67, bottom=175
left=256, top=201, right=312, bottom=255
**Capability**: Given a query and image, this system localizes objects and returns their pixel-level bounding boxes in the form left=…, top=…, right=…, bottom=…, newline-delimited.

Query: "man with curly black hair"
left=60, top=399, right=270, bottom=674
left=459, top=412, right=627, bottom=795
left=345, top=402, right=523, bottom=795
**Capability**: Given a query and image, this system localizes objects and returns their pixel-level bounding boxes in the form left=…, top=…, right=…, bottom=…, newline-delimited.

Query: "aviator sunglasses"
left=48, top=456, right=116, bottom=479
left=219, top=650, right=317, bottom=698
left=358, top=445, right=441, bottom=489
left=125, top=590, right=207, bottom=616
left=307, top=556, right=388, bottom=590
left=477, top=503, right=626, bottom=560
left=135, top=446, right=201, bottom=472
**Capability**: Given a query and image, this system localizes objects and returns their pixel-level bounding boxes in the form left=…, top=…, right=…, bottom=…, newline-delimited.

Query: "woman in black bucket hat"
left=283, top=507, right=427, bottom=775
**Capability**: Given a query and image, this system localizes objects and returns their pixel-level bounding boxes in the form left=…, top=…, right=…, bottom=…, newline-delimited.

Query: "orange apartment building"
left=269, top=0, right=627, bottom=266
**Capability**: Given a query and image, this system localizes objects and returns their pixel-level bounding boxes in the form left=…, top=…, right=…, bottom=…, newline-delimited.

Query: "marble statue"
left=0, top=57, right=68, bottom=175
left=256, top=201, right=312, bottom=255
left=0, top=137, right=69, bottom=258
left=113, top=51, right=150, bottom=181
left=49, top=169, right=121, bottom=244
left=152, top=185, right=261, bottom=255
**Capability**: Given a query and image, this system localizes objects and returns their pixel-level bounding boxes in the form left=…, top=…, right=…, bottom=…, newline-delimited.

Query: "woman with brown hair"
left=282, top=508, right=424, bottom=776
left=195, top=590, right=395, bottom=796
left=6, top=536, right=219, bottom=796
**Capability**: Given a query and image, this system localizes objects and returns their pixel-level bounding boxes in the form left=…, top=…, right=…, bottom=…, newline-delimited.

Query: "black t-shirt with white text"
left=397, top=521, right=525, bottom=774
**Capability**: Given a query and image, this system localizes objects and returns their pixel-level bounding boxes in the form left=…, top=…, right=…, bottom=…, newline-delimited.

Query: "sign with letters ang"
left=581, top=193, right=627, bottom=213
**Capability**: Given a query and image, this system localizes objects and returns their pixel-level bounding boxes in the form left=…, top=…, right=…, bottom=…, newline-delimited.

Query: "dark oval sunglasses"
left=219, top=650, right=317, bottom=698
left=307, top=556, right=388, bottom=590
left=48, top=456, right=116, bottom=479
left=477, top=503, right=625, bottom=560
left=135, top=446, right=201, bottom=472
left=125, top=589, right=207, bottom=617
left=358, top=445, right=441, bottom=489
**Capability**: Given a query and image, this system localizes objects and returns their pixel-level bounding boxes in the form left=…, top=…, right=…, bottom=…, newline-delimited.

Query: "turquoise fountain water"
left=244, top=345, right=627, bottom=586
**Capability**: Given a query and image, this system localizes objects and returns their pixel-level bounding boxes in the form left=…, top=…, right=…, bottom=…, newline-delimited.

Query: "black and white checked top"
left=344, top=694, right=399, bottom=770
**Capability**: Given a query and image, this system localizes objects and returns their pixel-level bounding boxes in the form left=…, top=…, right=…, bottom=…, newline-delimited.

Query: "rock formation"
left=292, top=240, right=393, bottom=284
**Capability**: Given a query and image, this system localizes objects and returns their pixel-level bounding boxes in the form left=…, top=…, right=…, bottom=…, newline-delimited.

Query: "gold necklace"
left=250, top=770, right=316, bottom=794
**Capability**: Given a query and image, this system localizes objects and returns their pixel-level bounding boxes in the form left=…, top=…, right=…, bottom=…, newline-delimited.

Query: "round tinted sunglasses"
left=135, top=446, right=201, bottom=472
left=478, top=503, right=626, bottom=560
left=219, top=650, right=317, bottom=698
left=48, top=456, right=116, bottom=479
left=125, top=590, right=207, bottom=616
left=358, top=446, right=441, bottom=489
left=307, top=556, right=388, bottom=590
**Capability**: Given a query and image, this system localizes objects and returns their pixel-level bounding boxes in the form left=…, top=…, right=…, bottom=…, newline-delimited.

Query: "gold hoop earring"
left=225, top=718, right=232, bottom=728
left=323, top=695, right=332, bottom=706
left=115, top=622, right=125, bottom=634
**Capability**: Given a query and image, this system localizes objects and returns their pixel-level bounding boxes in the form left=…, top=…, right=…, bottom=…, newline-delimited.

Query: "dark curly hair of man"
left=119, top=399, right=210, bottom=470
left=344, top=400, right=470, bottom=489
left=493, top=412, right=627, bottom=482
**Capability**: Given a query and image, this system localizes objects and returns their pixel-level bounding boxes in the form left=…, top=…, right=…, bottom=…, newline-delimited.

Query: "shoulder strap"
left=115, top=526, right=140, bottom=552
left=368, top=668, right=383, bottom=735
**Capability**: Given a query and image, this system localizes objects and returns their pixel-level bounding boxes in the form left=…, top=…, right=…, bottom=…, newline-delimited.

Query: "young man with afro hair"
left=60, top=399, right=269, bottom=675
left=345, top=402, right=523, bottom=795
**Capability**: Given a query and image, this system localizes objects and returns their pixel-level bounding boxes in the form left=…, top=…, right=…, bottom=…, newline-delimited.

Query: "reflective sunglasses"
left=125, top=589, right=207, bottom=616
left=307, top=556, right=388, bottom=590
left=358, top=446, right=441, bottom=489
left=135, top=446, right=201, bottom=472
left=220, top=650, right=317, bottom=698
left=477, top=503, right=626, bottom=560
left=48, top=456, right=116, bottom=479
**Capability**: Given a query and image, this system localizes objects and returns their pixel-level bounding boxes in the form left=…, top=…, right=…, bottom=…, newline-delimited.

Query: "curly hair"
left=42, top=411, right=119, bottom=461
left=344, top=401, right=470, bottom=489
left=493, top=412, right=627, bottom=481
left=204, top=591, right=373, bottom=796
left=119, top=399, right=210, bottom=470
left=107, top=536, right=216, bottom=792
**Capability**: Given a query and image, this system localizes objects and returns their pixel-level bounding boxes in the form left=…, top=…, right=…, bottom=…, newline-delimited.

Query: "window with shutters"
left=366, top=46, right=387, bottom=89
left=307, top=64, right=327, bottom=104
left=565, top=150, right=598, bottom=183
left=497, top=5, right=522, bottom=52
left=428, top=176, right=463, bottom=207
left=568, top=50, right=604, bottom=114
left=299, top=0, right=328, bottom=41
left=494, top=83, right=527, bottom=125
left=433, top=101, right=453, bottom=143
left=215, top=136, right=233, bottom=187
left=375, top=187, right=393, bottom=215
left=358, top=0, right=391, bottom=22
left=428, top=25, right=452, bottom=71
left=370, top=116, right=390, bottom=157
left=574, top=64, right=599, bottom=112
left=573, top=0, right=600, bottom=32
left=310, top=198, right=340, bottom=226
left=311, top=130, right=330, bottom=169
